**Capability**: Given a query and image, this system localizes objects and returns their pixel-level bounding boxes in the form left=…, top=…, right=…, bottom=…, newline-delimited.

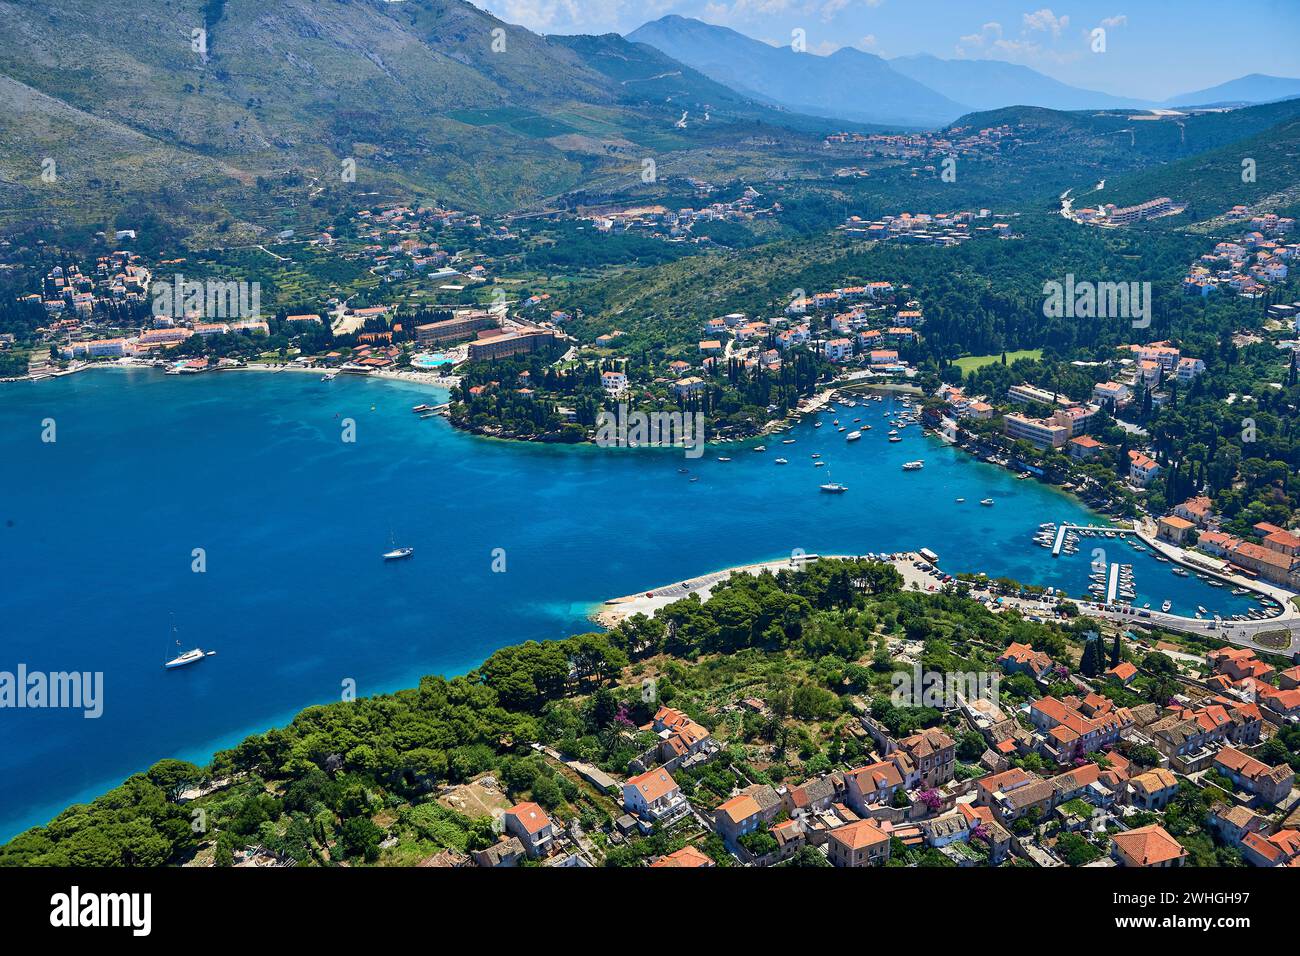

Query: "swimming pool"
left=412, top=353, right=453, bottom=369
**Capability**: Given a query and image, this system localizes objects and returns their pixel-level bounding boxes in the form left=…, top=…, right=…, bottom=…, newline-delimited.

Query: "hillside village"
left=402, top=572, right=1300, bottom=870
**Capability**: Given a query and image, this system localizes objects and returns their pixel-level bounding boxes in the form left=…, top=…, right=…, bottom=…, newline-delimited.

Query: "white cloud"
left=955, top=21, right=1001, bottom=56
left=1022, top=8, right=1069, bottom=37
left=954, top=15, right=1082, bottom=67
left=1100, top=14, right=1128, bottom=28
left=820, top=0, right=850, bottom=22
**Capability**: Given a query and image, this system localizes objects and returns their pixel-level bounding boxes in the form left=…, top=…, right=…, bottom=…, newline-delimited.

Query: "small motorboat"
left=774, top=458, right=788, bottom=464
left=980, top=499, right=995, bottom=506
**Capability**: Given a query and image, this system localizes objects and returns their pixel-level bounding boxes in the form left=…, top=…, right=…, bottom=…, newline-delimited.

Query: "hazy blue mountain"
left=627, top=15, right=969, bottom=128
left=890, top=54, right=1147, bottom=111
left=1164, top=73, right=1300, bottom=107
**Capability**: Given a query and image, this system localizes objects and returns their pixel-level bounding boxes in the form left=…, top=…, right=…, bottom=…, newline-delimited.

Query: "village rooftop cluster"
left=436, top=627, right=1300, bottom=869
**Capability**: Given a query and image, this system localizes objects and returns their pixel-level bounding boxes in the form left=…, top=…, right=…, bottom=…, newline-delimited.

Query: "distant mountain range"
left=1162, top=73, right=1300, bottom=107
left=628, top=16, right=1300, bottom=127
left=888, top=54, right=1144, bottom=113
left=2, top=0, right=1297, bottom=237
left=626, top=16, right=966, bottom=128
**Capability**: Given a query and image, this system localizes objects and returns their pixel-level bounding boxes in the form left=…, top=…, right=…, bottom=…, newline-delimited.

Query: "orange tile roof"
left=627, top=769, right=679, bottom=803
left=829, top=819, right=889, bottom=851
left=716, top=794, right=762, bottom=825
left=1108, top=662, right=1138, bottom=681
left=1112, top=824, right=1187, bottom=866
left=505, top=801, right=551, bottom=835
left=649, top=845, right=713, bottom=868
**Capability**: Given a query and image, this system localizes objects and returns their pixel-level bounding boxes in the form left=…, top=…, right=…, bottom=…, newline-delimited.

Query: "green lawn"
left=954, top=349, right=1044, bottom=374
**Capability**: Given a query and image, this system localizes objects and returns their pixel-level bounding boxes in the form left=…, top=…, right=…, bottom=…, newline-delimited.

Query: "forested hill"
left=1098, top=114, right=1300, bottom=223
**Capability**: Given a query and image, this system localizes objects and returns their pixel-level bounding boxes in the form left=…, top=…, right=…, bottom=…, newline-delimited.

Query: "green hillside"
left=0, top=0, right=843, bottom=239
left=1098, top=115, right=1300, bottom=225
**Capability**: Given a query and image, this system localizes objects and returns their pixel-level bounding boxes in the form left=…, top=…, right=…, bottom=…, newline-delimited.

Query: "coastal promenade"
left=594, top=552, right=1300, bottom=658
left=592, top=553, right=847, bottom=627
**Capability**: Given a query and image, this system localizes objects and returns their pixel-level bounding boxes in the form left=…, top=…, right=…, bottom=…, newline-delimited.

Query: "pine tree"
left=1110, top=632, right=1122, bottom=668
left=1080, top=638, right=1099, bottom=677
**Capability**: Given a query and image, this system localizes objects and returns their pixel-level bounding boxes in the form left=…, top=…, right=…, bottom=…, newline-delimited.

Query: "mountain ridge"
left=626, top=15, right=969, bottom=128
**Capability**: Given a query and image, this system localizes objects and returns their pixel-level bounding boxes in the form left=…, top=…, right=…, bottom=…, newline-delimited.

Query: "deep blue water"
left=0, top=369, right=1260, bottom=839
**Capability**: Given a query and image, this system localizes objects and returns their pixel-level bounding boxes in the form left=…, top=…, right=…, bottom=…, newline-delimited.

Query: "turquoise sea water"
left=0, top=369, right=1259, bottom=839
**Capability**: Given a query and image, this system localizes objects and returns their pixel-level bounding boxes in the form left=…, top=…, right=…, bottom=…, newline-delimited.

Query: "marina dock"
left=1052, top=523, right=1134, bottom=557
left=1106, top=563, right=1121, bottom=604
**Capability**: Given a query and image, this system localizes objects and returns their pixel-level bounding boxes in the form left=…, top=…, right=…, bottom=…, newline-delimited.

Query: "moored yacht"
left=165, top=646, right=216, bottom=669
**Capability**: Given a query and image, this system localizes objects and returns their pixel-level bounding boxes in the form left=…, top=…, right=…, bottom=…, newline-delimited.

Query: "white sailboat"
left=383, top=531, right=414, bottom=561
left=164, top=621, right=215, bottom=670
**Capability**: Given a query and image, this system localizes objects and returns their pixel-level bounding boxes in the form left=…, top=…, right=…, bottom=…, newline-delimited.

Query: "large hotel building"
left=414, top=311, right=498, bottom=348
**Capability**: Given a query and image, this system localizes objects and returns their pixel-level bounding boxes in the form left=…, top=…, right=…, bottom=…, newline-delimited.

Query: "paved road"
left=1076, top=603, right=1295, bottom=656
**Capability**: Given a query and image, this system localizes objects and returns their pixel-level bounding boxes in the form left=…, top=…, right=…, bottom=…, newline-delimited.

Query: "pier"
left=1051, top=523, right=1134, bottom=557
left=1106, top=562, right=1121, bottom=604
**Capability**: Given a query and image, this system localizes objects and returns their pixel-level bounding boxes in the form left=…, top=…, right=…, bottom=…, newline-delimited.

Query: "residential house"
left=1212, top=748, right=1295, bottom=805
left=782, top=775, right=842, bottom=817
left=1157, top=515, right=1195, bottom=545
left=1241, top=829, right=1300, bottom=868
left=826, top=819, right=891, bottom=867
left=1029, top=696, right=1133, bottom=764
left=1069, top=435, right=1103, bottom=460
left=714, top=784, right=782, bottom=849
left=844, top=755, right=913, bottom=815
left=997, top=642, right=1054, bottom=681
left=1106, top=661, right=1139, bottom=685
left=1128, top=451, right=1161, bottom=487
left=503, top=802, right=554, bottom=858
left=622, top=768, right=690, bottom=831
left=1174, top=496, right=1215, bottom=528
left=896, top=728, right=957, bottom=789
left=649, top=845, right=714, bottom=868
left=472, top=836, right=525, bottom=868
left=1126, top=769, right=1180, bottom=810
left=1111, top=824, right=1188, bottom=867
left=1208, top=804, right=1265, bottom=846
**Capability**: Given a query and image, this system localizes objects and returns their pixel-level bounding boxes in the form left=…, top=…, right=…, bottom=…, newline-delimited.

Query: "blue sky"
left=473, top=1, right=1300, bottom=101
